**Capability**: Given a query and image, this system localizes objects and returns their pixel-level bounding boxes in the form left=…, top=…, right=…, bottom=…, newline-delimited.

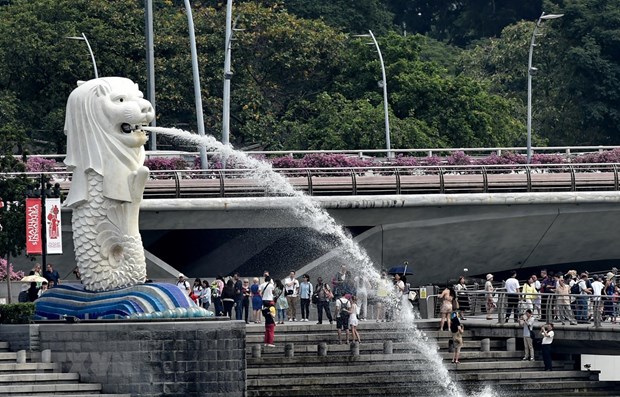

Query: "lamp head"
left=541, top=13, right=564, bottom=20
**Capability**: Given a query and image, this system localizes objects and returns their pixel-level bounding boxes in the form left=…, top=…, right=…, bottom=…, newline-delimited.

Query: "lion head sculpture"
left=64, top=77, right=154, bottom=208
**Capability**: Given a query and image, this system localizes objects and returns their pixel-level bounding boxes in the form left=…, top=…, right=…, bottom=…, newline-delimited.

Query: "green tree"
left=279, top=0, right=394, bottom=34
left=0, top=0, right=148, bottom=153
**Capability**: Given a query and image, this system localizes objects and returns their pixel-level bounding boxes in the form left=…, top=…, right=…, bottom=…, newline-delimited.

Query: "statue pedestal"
left=35, top=282, right=211, bottom=320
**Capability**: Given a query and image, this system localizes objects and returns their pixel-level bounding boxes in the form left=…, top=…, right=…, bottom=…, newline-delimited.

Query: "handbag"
left=408, top=290, right=418, bottom=301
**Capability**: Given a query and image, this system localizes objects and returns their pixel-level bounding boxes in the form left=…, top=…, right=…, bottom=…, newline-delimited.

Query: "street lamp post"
left=65, top=33, right=98, bottom=79
left=353, top=30, right=393, bottom=159
left=184, top=0, right=208, bottom=169
left=527, top=12, right=563, bottom=164
left=145, top=0, right=157, bottom=151
left=222, top=0, right=233, bottom=148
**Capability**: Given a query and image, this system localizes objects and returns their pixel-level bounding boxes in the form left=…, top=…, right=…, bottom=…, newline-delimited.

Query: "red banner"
left=26, top=198, right=42, bottom=255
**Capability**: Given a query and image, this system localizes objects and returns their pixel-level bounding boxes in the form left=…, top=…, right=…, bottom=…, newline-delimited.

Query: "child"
left=450, top=313, right=464, bottom=364
left=262, top=302, right=276, bottom=347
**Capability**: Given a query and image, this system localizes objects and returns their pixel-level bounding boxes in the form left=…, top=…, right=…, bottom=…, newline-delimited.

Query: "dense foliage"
left=0, top=303, right=35, bottom=324
left=0, top=0, right=618, bottom=155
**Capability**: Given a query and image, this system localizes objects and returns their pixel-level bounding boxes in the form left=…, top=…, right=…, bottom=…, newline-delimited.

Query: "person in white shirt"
left=541, top=323, right=554, bottom=371
left=591, top=275, right=605, bottom=325
left=284, top=271, right=300, bottom=321
left=260, top=276, right=275, bottom=306
left=176, top=273, right=190, bottom=292
left=504, top=271, right=521, bottom=323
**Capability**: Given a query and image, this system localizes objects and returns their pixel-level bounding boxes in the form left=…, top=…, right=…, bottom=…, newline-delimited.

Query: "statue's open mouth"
left=121, top=123, right=148, bottom=134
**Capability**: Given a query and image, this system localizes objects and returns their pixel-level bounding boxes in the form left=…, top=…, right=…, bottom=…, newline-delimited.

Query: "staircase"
left=0, top=340, right=129, bottom=396
left=245, top=321, right=620, bottom=396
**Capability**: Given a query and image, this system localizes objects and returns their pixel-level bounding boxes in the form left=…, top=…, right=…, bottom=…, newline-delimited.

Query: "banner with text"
left=26, top=198, right=42, bottom=255
left=45, top=198, right=63, bottom=254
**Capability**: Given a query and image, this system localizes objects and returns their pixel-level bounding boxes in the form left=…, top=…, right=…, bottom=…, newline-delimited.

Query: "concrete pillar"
left=506, top=337, right=516, bottom=352
left=16, top=350, right=26, bottom=364
left=285, top=343, right=294, bottom=358
left=480, top=338, right=490, bottom=352
left=350, top=342, right=360, bottom=356
left=41, top=349, right=52, bottom=363
left=383, top=340, right=393, bottom=354
left=252, top=344, right=261, bottom=358
left=318, top=342, right=328, bottom=357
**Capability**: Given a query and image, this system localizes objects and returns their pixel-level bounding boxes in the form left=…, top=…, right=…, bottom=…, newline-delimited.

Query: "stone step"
left=245, top=341, right=508, bottom=358
left=248, top=362, right=583, bottom=379
left=0, top=352, right=33, bottom=362
left=247, top=352, right=573, bottom=370
left=245, top=340, right=496, bottom=355
left=0, top=362, right=59, bottom=372
left=0, top=382, right=102, bottom=395
left=248, top=371, right=597, bottom=388
left=19, top=395, right=130, bottom=397
left=246, top=347, right=528, bottom=369
left=0, top=372, right=80, bottom=384
left=248, top=379, right=617, bottom=397
left=245, top=331, right=480, bottom=343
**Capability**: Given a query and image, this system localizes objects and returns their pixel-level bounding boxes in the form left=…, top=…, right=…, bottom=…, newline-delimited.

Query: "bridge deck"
left=41, top=164, right=620, bottom=199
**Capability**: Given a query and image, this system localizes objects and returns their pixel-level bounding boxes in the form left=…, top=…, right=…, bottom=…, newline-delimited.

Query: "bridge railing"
left=433, top=289, right=618, bottom=328
left=4, top=163, right=620, bottom=199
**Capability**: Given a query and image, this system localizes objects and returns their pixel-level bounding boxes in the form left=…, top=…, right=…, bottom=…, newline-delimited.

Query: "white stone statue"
left=64, top=77, right=154, bottom=291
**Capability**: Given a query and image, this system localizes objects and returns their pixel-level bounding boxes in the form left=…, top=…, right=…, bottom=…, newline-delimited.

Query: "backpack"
left=338, top=298, right=350, bottom=316
left=311, top=291, right=319, bottom=305
left=570, top=282, right=580, bottom=295
left=450, top=316, right=461, bottom=333
left=211, top=281, right=221, bottom=298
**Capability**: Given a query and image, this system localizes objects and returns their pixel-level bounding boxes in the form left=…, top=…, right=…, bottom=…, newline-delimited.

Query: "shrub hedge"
left=0, top=303, right=35, bottom=324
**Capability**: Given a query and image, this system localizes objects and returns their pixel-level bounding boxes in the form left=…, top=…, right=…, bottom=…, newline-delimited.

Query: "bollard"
left=41, top=349, right=52, bottom=363
left=318, top=342, right=328, bottom=357
left=350, top=341, right=360, bottom=356
left=284, top=343, right=294, bottom=358
left=480, top=338, right=490, bottom=352
left=252, top=344, right=261, bottom=358
left=506, top=337, right=516, bottom=352
left=16, top=350, right=26, bottom=364
left=383, top=340, right=393, bottom=354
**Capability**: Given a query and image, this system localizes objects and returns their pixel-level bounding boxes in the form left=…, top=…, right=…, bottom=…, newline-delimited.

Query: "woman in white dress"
left=349, top=295, right=361, bottom=343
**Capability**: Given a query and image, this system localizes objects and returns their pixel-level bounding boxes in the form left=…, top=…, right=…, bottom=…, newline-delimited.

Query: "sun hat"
left=486, top=274, right=493, bottom=281
left=606, top=272, right=615, bottom=281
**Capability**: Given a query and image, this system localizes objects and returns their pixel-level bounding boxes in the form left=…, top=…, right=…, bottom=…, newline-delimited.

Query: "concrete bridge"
left=34, top=188, right=618, bottom=286
left=7, top=162, right=620, bottom=284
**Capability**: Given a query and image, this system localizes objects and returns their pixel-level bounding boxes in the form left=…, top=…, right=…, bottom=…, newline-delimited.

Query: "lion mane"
left=64, top=77, right=148, bottom=208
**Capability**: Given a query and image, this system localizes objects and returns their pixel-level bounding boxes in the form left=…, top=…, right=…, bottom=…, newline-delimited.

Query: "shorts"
left=337, top=314, right=350, bottom=330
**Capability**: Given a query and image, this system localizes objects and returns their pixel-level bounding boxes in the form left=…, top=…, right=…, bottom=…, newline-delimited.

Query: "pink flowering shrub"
left=0, top=258, right=25, bottom=281
left=446, top=151, right=472, bottom=165
left=573, top=149, right=620, bottom=164
left=422, top=155, right=443, bottom=166
left=271, top=156, right=301, bottom=169
left=144, top=157, right=189, bottom=171
left=25, top=157, right=59, bottom=172
left=298, top=153, right=376, bottom=168
left=530, top=153, right=566, bottom=164
left=389, top=155, right=419, bottom=167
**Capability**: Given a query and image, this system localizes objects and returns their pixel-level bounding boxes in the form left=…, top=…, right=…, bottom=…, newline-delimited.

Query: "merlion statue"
left=64, top=77, right=153, bottom=291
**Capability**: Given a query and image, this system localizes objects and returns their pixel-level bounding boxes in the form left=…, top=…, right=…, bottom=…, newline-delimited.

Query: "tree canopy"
left=0, top=0, right=618, bottom=154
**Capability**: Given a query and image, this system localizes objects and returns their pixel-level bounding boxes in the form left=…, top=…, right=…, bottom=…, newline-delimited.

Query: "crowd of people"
left=488, top=269, right=619, bottom=326
left=18, top=263, right=61, bottom=303
left=175, top=266, right=415, bottom=347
